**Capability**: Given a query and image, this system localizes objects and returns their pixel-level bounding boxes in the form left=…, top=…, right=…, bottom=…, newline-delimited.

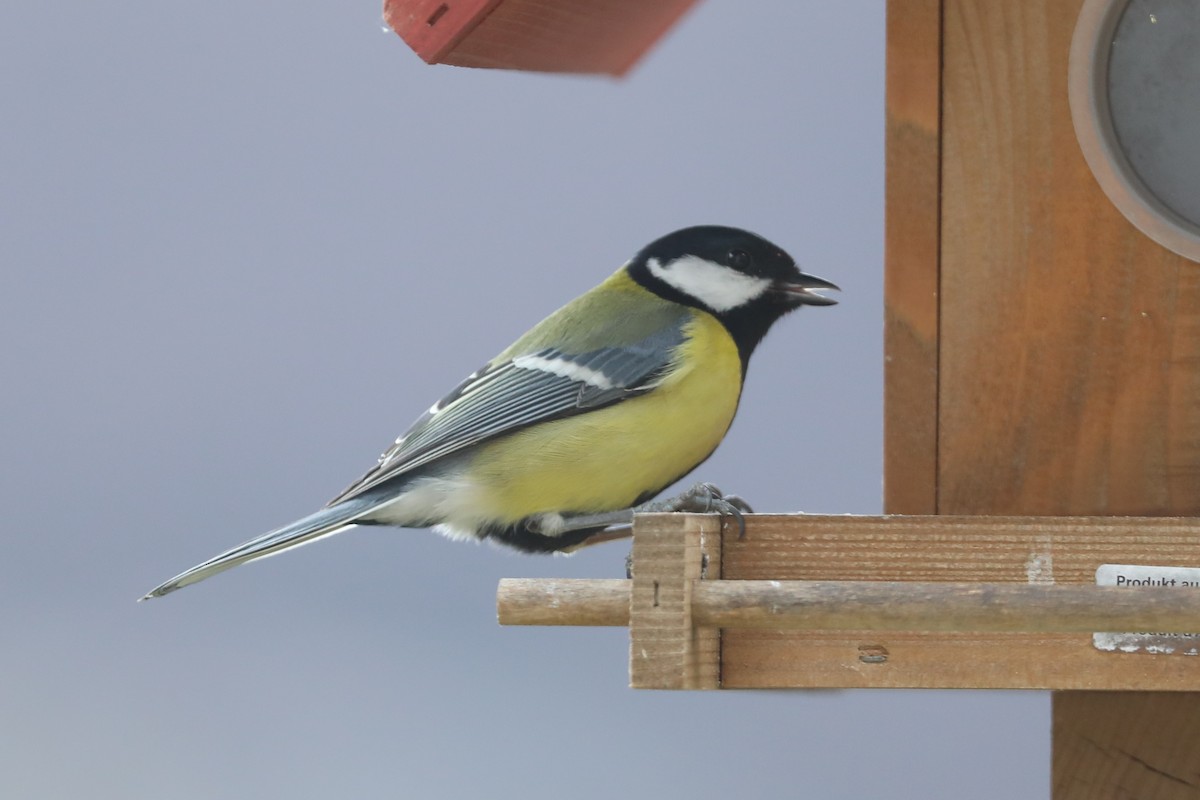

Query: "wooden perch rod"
left=497, top=578, right=632, bottom=627
left=497, top=578, right=1200, bottom=633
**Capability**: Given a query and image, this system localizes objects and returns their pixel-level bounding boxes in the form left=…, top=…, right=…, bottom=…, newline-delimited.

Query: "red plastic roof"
left=384, top=0, right=702, bottom=77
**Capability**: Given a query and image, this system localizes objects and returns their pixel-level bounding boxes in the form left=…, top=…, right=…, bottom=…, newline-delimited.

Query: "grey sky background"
left=2, top=2, right=1049, bottom=797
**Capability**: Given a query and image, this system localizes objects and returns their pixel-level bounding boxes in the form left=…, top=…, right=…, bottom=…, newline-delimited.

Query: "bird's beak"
left=775, top=272, right=840, bottom=306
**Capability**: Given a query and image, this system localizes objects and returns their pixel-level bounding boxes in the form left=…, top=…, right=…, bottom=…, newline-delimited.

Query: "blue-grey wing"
left=326, top=324, right=687, bottom=505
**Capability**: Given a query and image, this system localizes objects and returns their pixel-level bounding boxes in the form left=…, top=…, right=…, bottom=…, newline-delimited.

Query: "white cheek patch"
left=647, top=255, right=771, bottom=312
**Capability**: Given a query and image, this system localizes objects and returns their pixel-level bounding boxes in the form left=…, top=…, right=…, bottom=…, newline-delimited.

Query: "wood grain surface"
left=938, top=0, right=1200, bottom=517
left=717, top=515, right=1200, bottom=690
left=885, top=0, right=943, bottom=515
left=499, top=572, right=1200, bottom=633
left=628, top=514, right=722, bottom=690
left=933, top=1, right=1200, bottom=795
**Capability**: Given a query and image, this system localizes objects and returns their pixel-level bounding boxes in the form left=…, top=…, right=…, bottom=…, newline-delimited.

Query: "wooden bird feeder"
left=390, top=0, right=1200, bottom=796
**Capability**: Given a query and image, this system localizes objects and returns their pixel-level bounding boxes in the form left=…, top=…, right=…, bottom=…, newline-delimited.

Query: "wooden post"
left=628, top=514, right=722, bottom=690
left=884, top=0, right=942, bottom=515
left=887, top=0, right=1200, bottom=796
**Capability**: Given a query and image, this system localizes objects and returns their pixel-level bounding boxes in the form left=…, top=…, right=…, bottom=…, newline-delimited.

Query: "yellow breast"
left=466, top=310, right=743, bottom=521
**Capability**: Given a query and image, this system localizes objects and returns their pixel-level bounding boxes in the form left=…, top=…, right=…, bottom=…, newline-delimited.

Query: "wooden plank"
left=933, top=1, right=1200, bottom=794
left=1052, top=693, right=1200, bottom=797
left=718, top=515, right=1200, bottom=689
left=628, top=514, right=721, bottom=690
left=884, top=0, right=942, bottom=514
left=722, top=516, right=1200, bottom=584
left=693, top=581, right=1200, bottom=634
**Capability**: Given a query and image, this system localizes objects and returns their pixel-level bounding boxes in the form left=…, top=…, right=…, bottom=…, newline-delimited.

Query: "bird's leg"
left=557, top=484, right=753, bottom=578
left=554, top=508, right=635, bottom=533
left=558, top=482, right=753, bottom=540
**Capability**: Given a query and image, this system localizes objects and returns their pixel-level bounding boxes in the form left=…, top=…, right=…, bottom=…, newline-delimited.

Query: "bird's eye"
left=728, top=249, right=751, bottom=270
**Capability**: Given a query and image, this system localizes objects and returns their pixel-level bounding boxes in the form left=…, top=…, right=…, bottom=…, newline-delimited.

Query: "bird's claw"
left=643, top=482, right=753, bottom=539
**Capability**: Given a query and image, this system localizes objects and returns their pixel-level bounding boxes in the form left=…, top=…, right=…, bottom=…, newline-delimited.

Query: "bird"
left=141, top=225, right=838, bottom=599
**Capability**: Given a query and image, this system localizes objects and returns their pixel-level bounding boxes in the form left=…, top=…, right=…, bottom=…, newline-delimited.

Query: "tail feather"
left=140, top=497, right=379, bottom=600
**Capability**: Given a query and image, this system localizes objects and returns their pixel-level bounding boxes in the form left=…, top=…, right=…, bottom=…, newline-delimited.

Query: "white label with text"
left=1092, top=564, right=1200, bottom=656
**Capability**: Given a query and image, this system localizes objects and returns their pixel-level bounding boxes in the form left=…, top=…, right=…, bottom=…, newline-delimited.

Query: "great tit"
left=142, top=225, right=837, bottom=599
